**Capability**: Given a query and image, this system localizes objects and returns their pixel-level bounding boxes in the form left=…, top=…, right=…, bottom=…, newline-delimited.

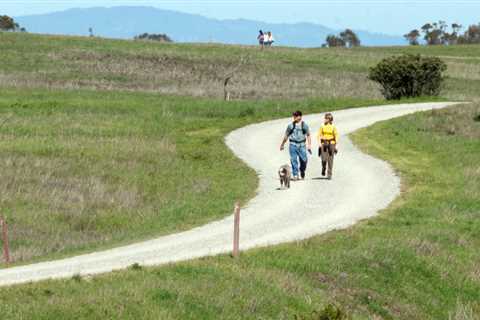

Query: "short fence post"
left=232, top=202, right=241, bottom=258
left=0, top=216, right=10, bottom=266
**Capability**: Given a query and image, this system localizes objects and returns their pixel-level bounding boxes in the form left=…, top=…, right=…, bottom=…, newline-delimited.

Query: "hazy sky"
left=3, top=0, right=480, bottom=35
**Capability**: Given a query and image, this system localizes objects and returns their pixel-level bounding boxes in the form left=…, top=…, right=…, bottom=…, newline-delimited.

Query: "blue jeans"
left=289, top=143, right=308, bottom=178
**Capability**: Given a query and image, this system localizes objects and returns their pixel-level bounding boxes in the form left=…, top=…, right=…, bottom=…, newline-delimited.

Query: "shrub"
left=368, top=54, right=447, bottom=100
left=71, top=274, right=82, bottom=282
left=295, top=304, right=348, bottom=320
left=316, top=304, right=348, bottom=320
left=129, top=263, right=143, bottom=271
left=134, top=33, right=173, bottom=42
left=238, top=106, right=255, bottom=118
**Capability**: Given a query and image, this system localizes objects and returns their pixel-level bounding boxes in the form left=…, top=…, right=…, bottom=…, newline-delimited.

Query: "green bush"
left=316, top=304, right=348, bottom=320
left=296, top=304, right=348, bottom=320
left=368, top=54, right=447, bottom=100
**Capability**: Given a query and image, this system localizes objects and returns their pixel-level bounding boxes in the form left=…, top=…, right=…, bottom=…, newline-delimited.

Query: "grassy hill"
left=0, top=32, right=479, bottom=319
left=2, top=32, right=480, bottom=101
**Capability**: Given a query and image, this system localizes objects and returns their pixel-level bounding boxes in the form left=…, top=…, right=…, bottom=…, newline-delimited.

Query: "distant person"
left=317, top=113, right=339, bottom=180
left=265, top=31, right=275, bottom=46
left=280, top=111, right=312, bottom=180
left=257, top=30, right=265, bottom=48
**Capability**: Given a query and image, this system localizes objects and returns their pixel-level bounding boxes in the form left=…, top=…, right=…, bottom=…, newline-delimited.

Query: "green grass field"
left=1, top=102, right=478, bottom=320
left=0, top=32, right=479, bottom=319
left=0, top=87, right=399, bottom=264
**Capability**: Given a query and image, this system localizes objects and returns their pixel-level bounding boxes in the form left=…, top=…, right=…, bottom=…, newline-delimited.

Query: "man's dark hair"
left=293, top=110, right=302, bottom=117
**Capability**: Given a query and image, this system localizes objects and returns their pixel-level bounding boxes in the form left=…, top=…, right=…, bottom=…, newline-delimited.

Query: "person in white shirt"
left=264, top=31, right=274, bottom=46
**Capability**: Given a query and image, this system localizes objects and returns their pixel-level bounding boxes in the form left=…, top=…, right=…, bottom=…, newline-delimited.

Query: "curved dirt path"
left=0, top=102, right=457, bottom=286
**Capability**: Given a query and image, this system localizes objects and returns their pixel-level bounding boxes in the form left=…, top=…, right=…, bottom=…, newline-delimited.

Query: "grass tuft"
left=71, top=274, right=82, bottom=282
left=129, top=263, right=142, bottom=271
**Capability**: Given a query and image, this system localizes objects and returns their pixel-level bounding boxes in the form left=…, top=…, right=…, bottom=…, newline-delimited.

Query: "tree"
left=438, top=21, right=448, bottom=33
left=452, top=23, right=463, bottom=35
left=324, top=29, right=360, bottom=48
left=420, top=21, right=447, bottom=45
left=134, top=33, right=173, bottom=43
left=409, top=21, right=480, bottom=46
left=447, top=23, right=462, bottom=45
left=0, top=15, right=26, bottom=32
left=461, top=24, right=480, bottom=44
left=421, top=23, right=433, bottom=35
left=404, top=29, right=421, bottom=45
left=421, top=23, right=433, bottom=44
left=0, top=15, right=20, bottom=31
left=325, top=34, right=345, bottom=47
left=429, top=28, right=443, bottom=45
left=339, top=29, right=361, bottom=47
left=438, top=20, right=450, bottom=44
left=416, top=20, right=463, bottom=45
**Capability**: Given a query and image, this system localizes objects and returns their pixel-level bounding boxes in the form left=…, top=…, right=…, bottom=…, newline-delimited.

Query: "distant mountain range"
left=16, top=6, right=406, bottom=47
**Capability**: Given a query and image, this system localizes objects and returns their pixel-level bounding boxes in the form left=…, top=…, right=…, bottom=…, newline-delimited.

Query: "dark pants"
left=320, top=143, right=336, bottom=178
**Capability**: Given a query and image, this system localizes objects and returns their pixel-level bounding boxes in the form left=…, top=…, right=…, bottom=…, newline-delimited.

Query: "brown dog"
left=278, top=164, right=291, bottom=189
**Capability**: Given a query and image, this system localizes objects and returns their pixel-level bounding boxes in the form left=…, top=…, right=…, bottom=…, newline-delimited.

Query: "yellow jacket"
left=318, top=124, right=338, bottom=144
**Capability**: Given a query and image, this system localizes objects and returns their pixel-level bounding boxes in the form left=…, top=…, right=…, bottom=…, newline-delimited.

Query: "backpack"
left=287, top=121, right=307, bottom=137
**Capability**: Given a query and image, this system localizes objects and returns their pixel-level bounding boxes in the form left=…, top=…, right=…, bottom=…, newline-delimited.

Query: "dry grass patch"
left=449, top=302, right=480, bottom=320
left=0, top=67, right=381, bottom=101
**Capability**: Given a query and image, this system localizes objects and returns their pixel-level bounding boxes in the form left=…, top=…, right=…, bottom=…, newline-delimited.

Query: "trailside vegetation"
left=368, top=54, right=447, bottom=100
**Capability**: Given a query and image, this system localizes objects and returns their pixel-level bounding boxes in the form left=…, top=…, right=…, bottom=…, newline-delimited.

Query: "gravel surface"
left=0, top=102, right=457, bottom=286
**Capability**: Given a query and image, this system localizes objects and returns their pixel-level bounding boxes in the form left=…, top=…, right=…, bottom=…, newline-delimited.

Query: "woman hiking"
left=257, top=30, right=265, bottom=48
left=317, top=113, right=339, bottom=180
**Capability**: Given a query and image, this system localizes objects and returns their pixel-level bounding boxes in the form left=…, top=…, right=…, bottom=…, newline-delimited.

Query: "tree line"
left=0, top=15, right=26, bottom=32
left=405, top=21, right=480, bottom=45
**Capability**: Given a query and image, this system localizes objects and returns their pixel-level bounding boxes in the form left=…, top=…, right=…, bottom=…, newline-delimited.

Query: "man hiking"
left=317, top=113, right=339, bottom=180
left=280, top=110, right=312, bottom=181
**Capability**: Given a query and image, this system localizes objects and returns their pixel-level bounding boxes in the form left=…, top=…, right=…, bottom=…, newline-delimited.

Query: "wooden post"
left=232, top=202, right=241, bottom=258
left=224, top=76, right=232, bottom=101
left=0, top=216, right=10, bottom=266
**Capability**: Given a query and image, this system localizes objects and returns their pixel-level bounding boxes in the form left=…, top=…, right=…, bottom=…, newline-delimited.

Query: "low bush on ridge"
left=368, top=54, right=447, bottom=100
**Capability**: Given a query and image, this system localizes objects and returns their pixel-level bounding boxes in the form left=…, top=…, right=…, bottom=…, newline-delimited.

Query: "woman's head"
left=324, top=113, right=333, bottom=124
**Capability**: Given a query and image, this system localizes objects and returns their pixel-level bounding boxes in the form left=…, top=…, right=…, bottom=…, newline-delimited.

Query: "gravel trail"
left=0, top=102, right=456, bottom=286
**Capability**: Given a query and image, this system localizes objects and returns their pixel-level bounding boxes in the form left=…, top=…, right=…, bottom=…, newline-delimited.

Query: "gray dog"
left=278, top=164, right=291, bottom=189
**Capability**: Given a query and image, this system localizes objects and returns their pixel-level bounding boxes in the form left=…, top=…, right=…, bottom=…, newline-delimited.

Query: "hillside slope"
left=2, top=32, right=479, bottom=102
